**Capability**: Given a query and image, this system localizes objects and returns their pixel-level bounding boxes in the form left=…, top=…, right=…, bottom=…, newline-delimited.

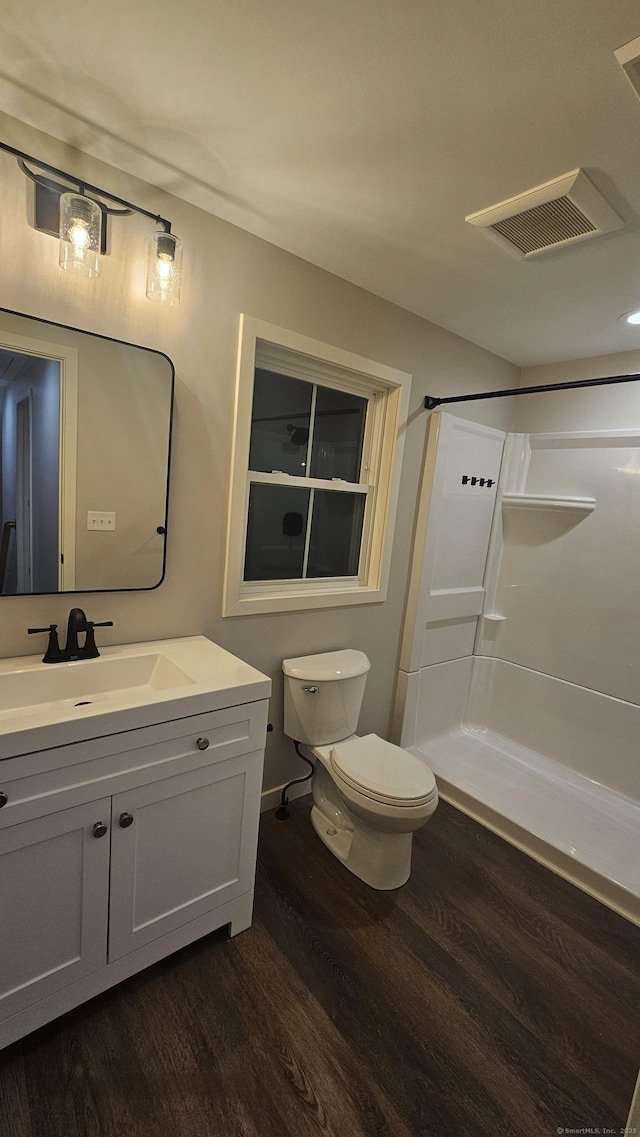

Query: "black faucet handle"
left=81, top=620, right=113, bottom=660
left=27, top=624, right=63, bottom=664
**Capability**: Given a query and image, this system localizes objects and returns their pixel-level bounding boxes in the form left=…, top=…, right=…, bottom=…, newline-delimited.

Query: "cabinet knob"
left=0, top=791, right=7, bottom=808
left=92, top=821, right=108, bottom=839
left=119, top=812, right=134, bottom=828
left=196, top=737, right=210, bottom=751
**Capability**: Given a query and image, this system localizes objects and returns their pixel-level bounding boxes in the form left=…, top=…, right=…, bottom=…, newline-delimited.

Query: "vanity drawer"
left=0, top=700, right=268, bottom=828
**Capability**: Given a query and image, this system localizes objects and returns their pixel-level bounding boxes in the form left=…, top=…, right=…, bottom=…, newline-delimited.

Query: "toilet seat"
left=330, top=734, right=437, bottom=807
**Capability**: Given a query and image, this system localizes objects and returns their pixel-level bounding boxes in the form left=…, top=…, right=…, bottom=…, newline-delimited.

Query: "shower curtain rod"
left=423, top=371, right=640, bottom=410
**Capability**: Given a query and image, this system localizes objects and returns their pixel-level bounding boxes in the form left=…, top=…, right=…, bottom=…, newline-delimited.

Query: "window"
left=244, top=372, right=368, bottom=582
left=223, top=316, right=411, bottom=616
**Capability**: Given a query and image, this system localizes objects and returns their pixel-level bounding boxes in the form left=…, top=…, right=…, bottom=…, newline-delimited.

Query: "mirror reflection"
left=0, top=308, right=173, bottom=595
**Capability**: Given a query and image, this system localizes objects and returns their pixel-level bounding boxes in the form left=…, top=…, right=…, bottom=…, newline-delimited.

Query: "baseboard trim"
left=260, top=780, right=311, bottom=813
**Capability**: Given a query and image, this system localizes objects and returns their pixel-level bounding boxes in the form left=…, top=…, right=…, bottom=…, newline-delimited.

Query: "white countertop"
left=0, top=635, right=271, bottom=761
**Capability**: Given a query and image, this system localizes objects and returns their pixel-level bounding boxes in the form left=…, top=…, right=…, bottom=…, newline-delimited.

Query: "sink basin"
left=0, top=636, right=271, bottom=760
left=0, top=653, right=194, bottom=718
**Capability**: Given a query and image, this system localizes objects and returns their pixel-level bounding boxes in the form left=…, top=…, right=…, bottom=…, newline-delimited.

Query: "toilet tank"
left=282, top=649, right=371, bottom=746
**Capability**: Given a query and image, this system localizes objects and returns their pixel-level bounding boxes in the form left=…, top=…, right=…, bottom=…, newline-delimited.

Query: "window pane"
left=244, top=483, right=310, bottom=581
left=310, top=387, right=367, bottom=483
left=306, top=490, right=366, bottom=578
left=249, top=369, right=312, bottom=476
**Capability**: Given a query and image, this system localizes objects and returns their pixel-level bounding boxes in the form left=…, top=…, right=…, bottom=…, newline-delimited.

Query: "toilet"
left=282, top=649, right=438, bottom=890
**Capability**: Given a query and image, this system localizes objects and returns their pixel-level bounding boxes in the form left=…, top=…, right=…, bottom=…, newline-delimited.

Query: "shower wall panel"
left=400, top=413, right=505, bottom=673
left=479, top=430, right=640, bottom=706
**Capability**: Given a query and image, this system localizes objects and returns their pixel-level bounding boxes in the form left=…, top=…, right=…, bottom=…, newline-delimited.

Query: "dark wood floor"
left=2, top=798, right=639, bottom=1137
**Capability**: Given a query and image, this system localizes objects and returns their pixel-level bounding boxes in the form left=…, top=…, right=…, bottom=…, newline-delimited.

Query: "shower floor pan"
left=413, top=726, right=640, bottom=927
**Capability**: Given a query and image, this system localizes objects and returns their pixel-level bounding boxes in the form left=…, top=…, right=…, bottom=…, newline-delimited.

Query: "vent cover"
left=465, top=169, right=623, bottom=260
left=615, top=35, right=640, bottom=101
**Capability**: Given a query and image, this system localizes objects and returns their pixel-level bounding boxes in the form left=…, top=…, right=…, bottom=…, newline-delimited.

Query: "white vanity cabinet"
left=107, top=743, right=264, bottom=960
left=0, top=682, right=269, bottom=1050
left=0, top=798, right=111, bottom=1022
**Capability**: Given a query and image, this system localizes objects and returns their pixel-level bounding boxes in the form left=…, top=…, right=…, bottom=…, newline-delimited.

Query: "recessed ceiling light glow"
left=620, top=309, right=640, bottom=324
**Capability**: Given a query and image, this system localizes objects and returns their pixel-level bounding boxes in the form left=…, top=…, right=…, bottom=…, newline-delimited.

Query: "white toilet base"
left=311, top=803, right=413, bottom=890
left=311, top=763, right=416, bottom=890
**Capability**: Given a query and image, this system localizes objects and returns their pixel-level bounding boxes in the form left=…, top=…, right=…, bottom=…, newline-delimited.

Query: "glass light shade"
left=146, top=231, right=182, bottom=305
left=59, top=193, right=101, bottom=277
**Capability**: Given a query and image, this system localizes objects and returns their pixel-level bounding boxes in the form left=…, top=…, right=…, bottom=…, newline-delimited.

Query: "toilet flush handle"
left=302, top=685, right=319, bottom=694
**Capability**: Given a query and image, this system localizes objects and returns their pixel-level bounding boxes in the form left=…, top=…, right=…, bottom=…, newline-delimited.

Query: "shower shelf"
left=502, top=493, right=596, bottom=516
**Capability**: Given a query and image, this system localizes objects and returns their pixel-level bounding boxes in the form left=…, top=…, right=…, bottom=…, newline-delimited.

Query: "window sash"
left=252, top=361, right=377, bottom=487
left=240, top=574, right=367, bottom=595
left=245, top=369, right=374, bottom=585
left=248, top=470, right=370, bottom=493
left=240, top=381, right=383, bottom=591
left=242, top=476, right=373, bottom=585
left=240, top=377, right=379, bottom=591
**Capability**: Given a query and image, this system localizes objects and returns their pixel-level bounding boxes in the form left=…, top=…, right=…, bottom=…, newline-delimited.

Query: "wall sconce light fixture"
left=146, top=231, right=183, bottom=305
left=59, top=192, right=103, bottom=278
left=0, top=139, right=183, bottom=305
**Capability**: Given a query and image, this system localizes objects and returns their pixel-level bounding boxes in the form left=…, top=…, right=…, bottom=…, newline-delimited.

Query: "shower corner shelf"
left=501, top=493, right=596, bottom=516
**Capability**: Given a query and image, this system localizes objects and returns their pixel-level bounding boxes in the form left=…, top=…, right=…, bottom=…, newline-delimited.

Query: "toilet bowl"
left=282, top=650, right=438, bottom=890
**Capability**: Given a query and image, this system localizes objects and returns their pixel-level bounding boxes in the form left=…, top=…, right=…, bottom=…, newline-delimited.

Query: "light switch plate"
left=87, top=511, right=116, bottom=531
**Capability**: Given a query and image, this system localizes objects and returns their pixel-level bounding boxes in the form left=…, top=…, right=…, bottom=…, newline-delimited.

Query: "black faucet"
left=28, top=609, right=114, bottom=663
left=63, top=608, right=90, bottom=661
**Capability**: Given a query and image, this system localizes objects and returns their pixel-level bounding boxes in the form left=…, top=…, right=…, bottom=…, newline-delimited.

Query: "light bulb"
left=69, top=223, right=90, bottom=250
left=146, top=231, right=182, bottom=305
left=59, top=193, right=101, bottom=277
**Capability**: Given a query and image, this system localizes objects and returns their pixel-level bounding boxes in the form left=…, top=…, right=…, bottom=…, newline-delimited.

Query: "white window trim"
left=222, top=315, right=411, bottom=616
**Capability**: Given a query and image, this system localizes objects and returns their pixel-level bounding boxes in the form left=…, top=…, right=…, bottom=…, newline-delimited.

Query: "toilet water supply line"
left=276, top=742, right=315, bottom=820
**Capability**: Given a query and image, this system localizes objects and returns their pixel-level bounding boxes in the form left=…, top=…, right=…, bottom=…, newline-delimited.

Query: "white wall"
left=516, top=348, right=640, bottom=433
left=0, top=110, right=517, bottom=795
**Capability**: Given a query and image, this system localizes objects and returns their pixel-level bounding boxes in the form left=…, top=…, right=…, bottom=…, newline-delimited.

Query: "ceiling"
left=2, top=0, right=640, bottom=366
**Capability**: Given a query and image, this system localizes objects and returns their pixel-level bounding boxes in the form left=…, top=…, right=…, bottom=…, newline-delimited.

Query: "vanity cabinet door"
left=107, top=752, right=262, bottom=961
left=0, top=799, right=111, bottom=1021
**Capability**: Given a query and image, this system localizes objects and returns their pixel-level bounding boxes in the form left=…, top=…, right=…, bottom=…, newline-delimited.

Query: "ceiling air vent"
left=615, top=35, right=640, bottom=101
left=465, top=169, right=623, bottom=260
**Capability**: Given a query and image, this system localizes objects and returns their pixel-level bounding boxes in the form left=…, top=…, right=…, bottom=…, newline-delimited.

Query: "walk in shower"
left=394, top=395, right=640, bottom=926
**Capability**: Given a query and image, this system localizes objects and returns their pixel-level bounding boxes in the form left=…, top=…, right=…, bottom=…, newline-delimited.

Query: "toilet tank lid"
left=282, top=649, right=371, bottom=681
